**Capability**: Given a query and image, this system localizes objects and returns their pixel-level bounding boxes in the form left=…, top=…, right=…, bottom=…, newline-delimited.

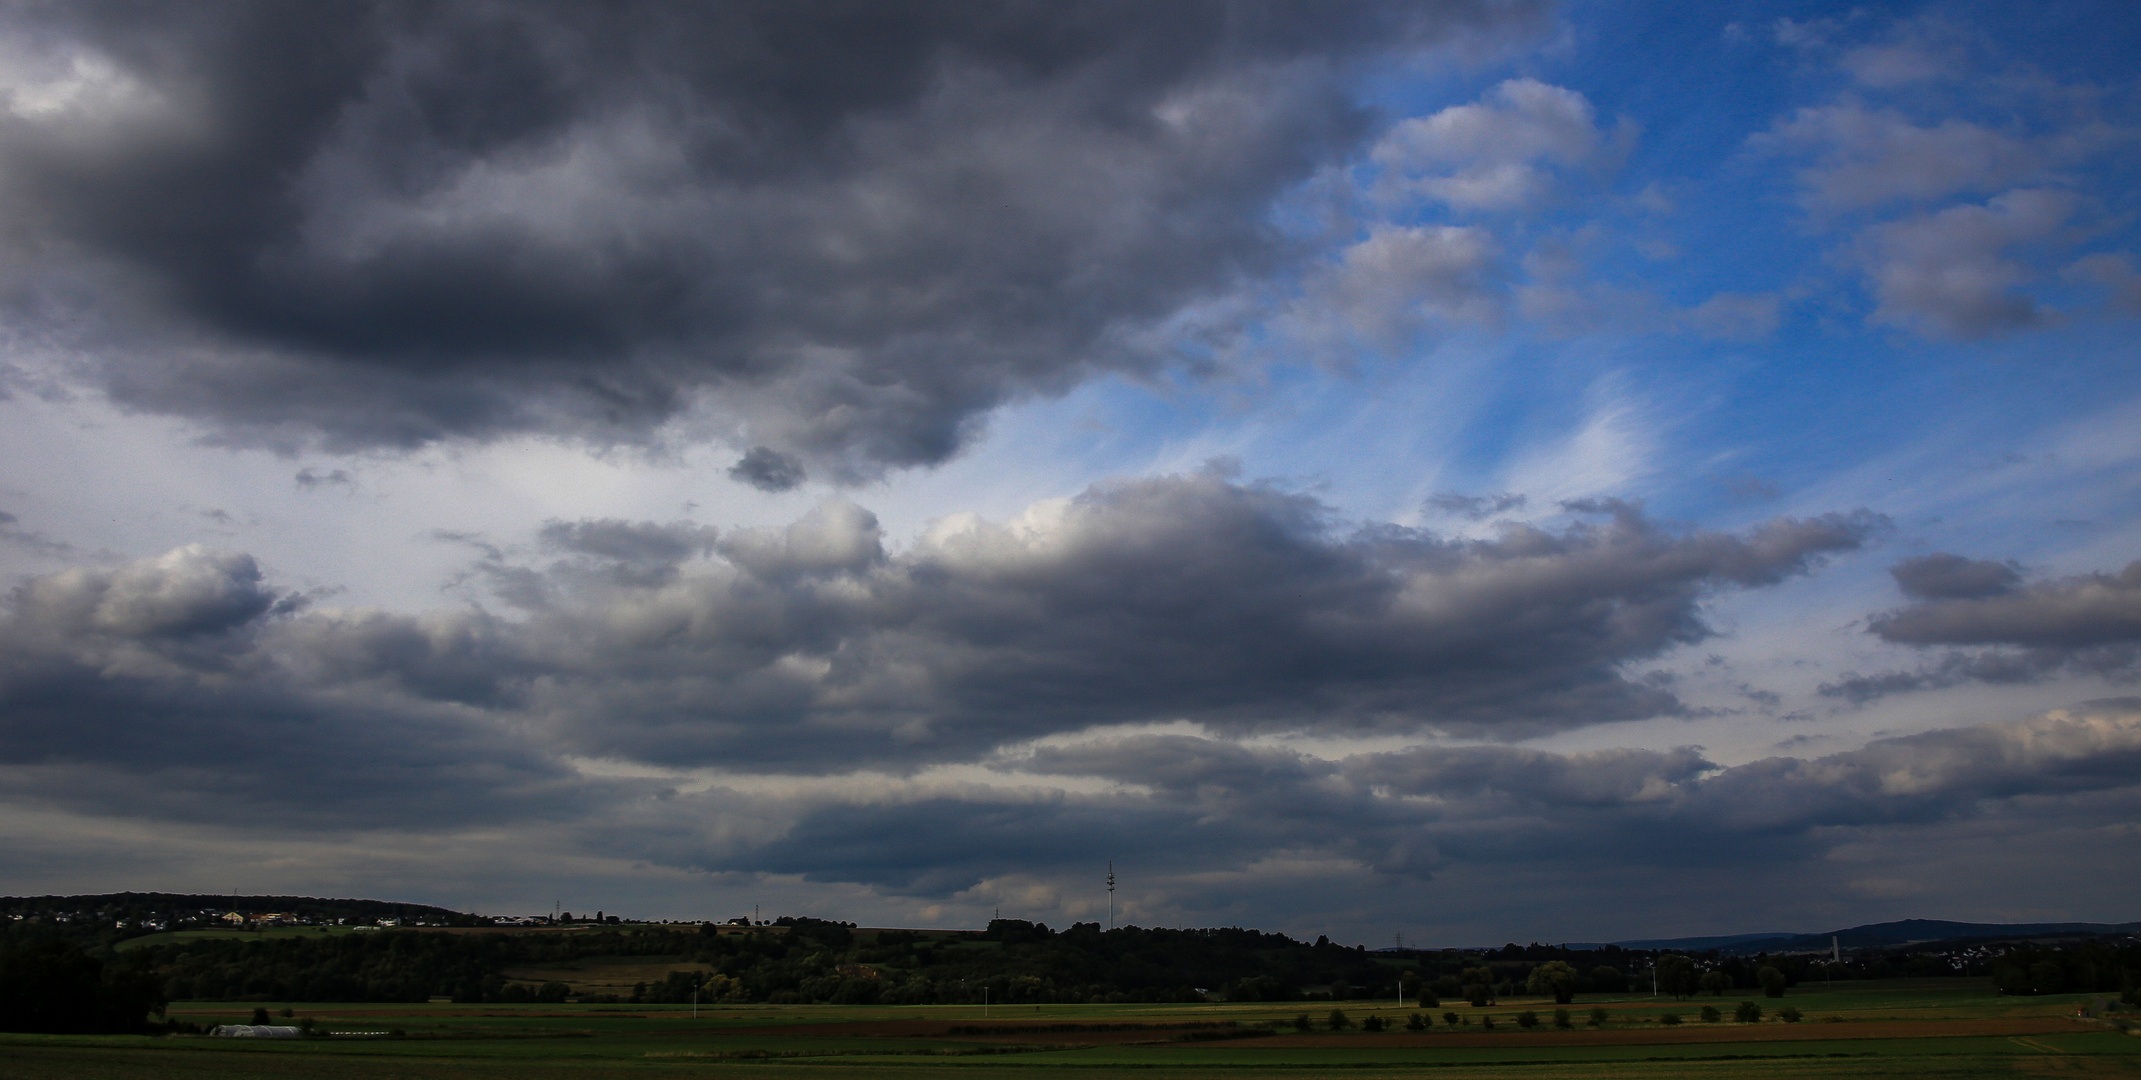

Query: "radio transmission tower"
left=1106, top=862, right=1116, bottom=930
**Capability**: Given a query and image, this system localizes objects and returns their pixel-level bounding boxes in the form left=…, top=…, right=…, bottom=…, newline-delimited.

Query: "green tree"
left=1406, top=1011, right=1427, bottom=1031
left=1757, top=965, right=1788, bottom=998
left=1552, top=1008, right=1571, bottom=1029
left=1654, top=955, right=1698, bottom=999
left=1460, top=965, right=1496, bottom=1007
left=1734, top=1000, right=1763, bottom=1023
left=1699, top=1005, right=1720, bottom=1022
left=1327, top=1008, right=1353, bottom=1030
left=1587, top=1006, right=1608, bottom=1027
left=1699, top=971, right=1731, bottom=996
left=1526, top=960, right=1579, bottom=1004
left=1516, top=1010, right=1539, bottom=1028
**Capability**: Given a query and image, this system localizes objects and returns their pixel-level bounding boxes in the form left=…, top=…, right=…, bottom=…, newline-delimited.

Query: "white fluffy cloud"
left=1371, top=78, right=1628, bottom=212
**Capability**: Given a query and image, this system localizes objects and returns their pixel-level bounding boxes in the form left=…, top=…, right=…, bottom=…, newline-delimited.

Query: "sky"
left=1, top=0, right=2139, bottom=946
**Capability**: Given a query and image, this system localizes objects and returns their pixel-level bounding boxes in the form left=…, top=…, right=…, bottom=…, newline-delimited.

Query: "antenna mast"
left=1106, top=862, right=1116, bottom=930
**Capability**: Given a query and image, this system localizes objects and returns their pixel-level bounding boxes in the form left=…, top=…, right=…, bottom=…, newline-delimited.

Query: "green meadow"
left=1, top=980, right=2132, bottom=1080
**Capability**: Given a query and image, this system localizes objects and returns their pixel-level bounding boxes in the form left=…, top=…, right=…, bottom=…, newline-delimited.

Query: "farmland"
left=1, top=979, right=2133, bottom=1079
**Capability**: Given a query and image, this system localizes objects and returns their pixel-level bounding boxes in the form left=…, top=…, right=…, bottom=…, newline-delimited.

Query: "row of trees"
left=0, top=941, right=167, bottom=1034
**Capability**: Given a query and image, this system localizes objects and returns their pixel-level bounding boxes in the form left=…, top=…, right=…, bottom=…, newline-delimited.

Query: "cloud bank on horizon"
left=1, top=0, right=2138, bottom=942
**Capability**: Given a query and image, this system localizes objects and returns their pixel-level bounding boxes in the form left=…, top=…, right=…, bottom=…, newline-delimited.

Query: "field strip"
left=719, top=1016, right=2086, bottom=1050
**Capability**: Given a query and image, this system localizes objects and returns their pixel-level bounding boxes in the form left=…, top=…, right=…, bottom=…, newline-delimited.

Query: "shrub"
left=1480, top=1015, right=1495, bottom=1030
left=1588, top=1007, right=1608, bottom=1027
left=1443, top=1012, right=1461, bottom=1027
left=1293, top=1013, right=1313, bottom=1032
left=1735, top=1001, right=1763, bottom=1023
left=1418, top=991, right=1439, bottom=1008
left=1553, top=1008, right=1571, bottom=1029
left=250, top=1008, right=271, bottom=1026
left=1361, top=1015, right=1385, bottom=1032
left=1327, top=1009, right=1353, bottom=1030
left=1407, top=1012, right=1427, bottom=1031
left=1516, top=1011, right=1538, bottom=1029
left=1699, top=1005, right=1720, bottom=1023
left=1658, top=1012, right=1681, bottom=1025
left=1779, top=1006, right=1802, bottom=1023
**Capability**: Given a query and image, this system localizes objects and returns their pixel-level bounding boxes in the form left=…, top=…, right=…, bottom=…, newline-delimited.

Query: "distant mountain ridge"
left=1602, top=918, right=2141, bottom=955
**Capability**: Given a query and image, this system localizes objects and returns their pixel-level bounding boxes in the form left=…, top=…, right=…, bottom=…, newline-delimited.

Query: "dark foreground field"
left=2, top=980, right=2134, bottom=1079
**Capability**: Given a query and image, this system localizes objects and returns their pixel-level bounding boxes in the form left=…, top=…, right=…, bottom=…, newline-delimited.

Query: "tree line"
left=3, top=914, right=2133, bottom=1031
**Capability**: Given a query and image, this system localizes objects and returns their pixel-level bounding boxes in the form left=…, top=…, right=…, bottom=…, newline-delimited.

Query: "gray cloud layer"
left=1824, top=556, right=2141, bottom=702
left=0, top=475, right=1878, bottom=807
left=0, top=0, right=1543, bottom=479
left=8, top=497, right=2139, bottom=934
left=671, top=699, right=2141, bottom=911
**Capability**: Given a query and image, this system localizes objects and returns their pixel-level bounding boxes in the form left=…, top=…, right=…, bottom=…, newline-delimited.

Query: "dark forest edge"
left=3, top=893, right=2138, bottom=1035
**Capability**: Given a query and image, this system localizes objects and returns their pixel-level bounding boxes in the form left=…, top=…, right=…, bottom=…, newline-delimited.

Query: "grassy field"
left=1, top=980, right=2133, bottom=1079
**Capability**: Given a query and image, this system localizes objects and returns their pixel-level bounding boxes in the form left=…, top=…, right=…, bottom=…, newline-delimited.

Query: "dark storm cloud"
left=0, top=0, right=1548, bottom=477
left=1824, top=558, right=2141, bottom=702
